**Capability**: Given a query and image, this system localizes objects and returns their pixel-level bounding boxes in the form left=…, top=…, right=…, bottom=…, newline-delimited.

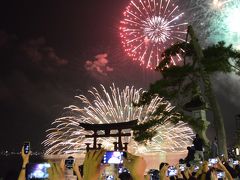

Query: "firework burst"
left=186, top=0, right=240, bottom=47
left=210, top=0, right=240, bottom=49
left=43, top=84, right=194, bottom=155
left=119, top=0, right=187, bottom=69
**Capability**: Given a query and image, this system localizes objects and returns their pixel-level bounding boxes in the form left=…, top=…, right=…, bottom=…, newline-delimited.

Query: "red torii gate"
left=79, top=120, right=138, bottom=151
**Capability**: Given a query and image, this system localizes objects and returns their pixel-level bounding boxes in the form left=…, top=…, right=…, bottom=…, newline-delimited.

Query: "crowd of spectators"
left=12, top=134, right=240, bottom=180
left=16, top=143, right=240, bottom=180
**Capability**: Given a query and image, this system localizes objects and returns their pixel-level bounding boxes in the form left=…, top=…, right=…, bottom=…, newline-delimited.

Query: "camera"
left=24, top=142, right=30, bottom=154
left=65, top=156, right=74, bottom=169
left=26, top=163, right=51, bottom=180
left=102, top=151, right=126, bottom=164
left=167, top=166, right=178, bottom=177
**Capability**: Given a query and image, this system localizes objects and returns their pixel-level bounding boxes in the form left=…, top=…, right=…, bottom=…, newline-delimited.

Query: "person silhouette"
left=193, top=134, right=204, bottom=161
left=211, top=137, right=218, bottom=158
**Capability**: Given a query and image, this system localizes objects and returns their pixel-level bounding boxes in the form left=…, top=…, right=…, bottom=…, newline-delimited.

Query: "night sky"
left=0, top=0, right=239, bottom=152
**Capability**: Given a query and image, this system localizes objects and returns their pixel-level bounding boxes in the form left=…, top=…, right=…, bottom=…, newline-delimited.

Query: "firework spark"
left=210, top=0, right=240, bottom=49
left=186, top=0, right=240, bottom=48
left=43, top=84, right=194, bottom=155
left=119, top=0, right=187, bottom=69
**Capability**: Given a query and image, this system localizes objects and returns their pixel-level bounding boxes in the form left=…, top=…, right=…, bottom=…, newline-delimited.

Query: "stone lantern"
left=184, top=95, right=210, bottom=145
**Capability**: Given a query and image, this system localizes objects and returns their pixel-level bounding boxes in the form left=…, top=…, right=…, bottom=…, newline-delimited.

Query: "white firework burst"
left=43, top=84, right=194, bottom=155
left=185, top=0, right=234, bottom=46
left=209, top=0, right=240, bottom=49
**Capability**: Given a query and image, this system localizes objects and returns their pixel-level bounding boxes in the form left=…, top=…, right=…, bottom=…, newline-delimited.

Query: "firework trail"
left=119, top=0, right=187, bottom=69
left=43, top=84, right=194, bottom=155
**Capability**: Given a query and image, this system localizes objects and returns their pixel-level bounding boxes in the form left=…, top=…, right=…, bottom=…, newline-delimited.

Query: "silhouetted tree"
left=134, top=26, right=240, bottom=157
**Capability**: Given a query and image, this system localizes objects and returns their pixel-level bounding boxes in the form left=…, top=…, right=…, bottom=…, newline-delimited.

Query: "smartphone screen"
left=24, top=142, right=30, bottom=154
left=167, top=166, right=178, bottom=176
left=179, top=164, right=185, bottom=171
left=194, top=165, right=199, bottom=172
left=102, top=151, right=125, bottom=164
left=217, top=171, right=225, bottom=179
left=208, top=158, right=218, bottom=164
left=26, top=163, right=51, bottom=180
left=233, top=160, right=239, bottom=165
left=65, top=156, right=74, bottom=169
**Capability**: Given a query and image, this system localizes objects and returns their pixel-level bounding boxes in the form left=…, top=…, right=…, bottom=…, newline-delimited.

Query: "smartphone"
left=167, top=166, right=178, bottom=177
left=217, top=171, right=225, bottom=179
left=26, top=163, right=51, bottom=180
left=24, top=142, right=30, bottom=154
left=233, top=160, right=239, bottom=165
left=179, top=164, right=185, bottom=171
left=194, top=165, right=199, bottom=172
left=65, top=156, right=74, bottom=169
left=208, top=158, right=218, bottom=164
left=102, top=151, right=126, bottom=164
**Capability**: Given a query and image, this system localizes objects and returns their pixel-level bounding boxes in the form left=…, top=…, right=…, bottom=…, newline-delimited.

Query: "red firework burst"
left=120, top=0, right=187, bottom=69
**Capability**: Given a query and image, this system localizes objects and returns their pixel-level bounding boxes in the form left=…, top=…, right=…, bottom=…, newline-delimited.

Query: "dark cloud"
left=0, top=31, right=73, bottom=150
left=0, top=31, right=69, bottom=78
left=20, top=37, right=68, bottom=66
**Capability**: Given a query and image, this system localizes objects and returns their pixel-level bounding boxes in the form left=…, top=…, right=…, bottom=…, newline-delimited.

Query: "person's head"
left=188, top=176, right=197, bottom=180
left=186, top=162, right=191, bottom=167
left=169, top=176, right=176, bottom=180
left=148, top=169, right=159, bottom=180
left=119, top=171, right=132, bottom=180
left=179, top=159, right=184, bottom=164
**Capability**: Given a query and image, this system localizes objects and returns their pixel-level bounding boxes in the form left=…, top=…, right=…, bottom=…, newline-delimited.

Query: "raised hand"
left=83, top=149, right=107, bottom=180
left=123, top=152, right=146, bottom=180
left=48, top=161, right=65, bottom=180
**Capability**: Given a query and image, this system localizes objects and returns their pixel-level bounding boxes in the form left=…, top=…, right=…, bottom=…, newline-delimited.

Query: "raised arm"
left=73, top=162, right=83, bottom=180
left=123, top=152, right=146, bottom=180
left=18, top=147, right=31, bottom=180
left=216, top=159, right=233, bottom=180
